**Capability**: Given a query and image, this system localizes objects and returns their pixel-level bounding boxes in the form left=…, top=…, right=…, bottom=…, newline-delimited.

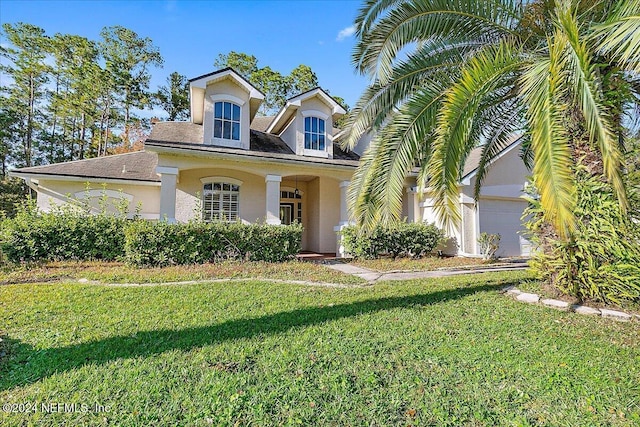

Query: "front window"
left=202, top=182, right=239, bottom=221
left=304, top=116, right=325, bottom=150
left=213, top=101, right=241, bottom=141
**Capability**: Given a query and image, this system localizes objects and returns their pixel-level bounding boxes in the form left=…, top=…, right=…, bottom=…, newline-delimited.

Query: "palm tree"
left=345, top=0, right=640, bottom=239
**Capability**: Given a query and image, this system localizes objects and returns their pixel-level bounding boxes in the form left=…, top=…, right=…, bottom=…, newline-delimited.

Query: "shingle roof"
left=148, top=122, right=204, bottom=144
left=147, top=120, right=359, bottom=161
left=250, top=116, right=274, bottom=132
left=13, top=151, right=160, bottom=182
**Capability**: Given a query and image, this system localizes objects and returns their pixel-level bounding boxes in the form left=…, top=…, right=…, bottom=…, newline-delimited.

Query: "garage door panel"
left=479, top=199, right=529, bottom=257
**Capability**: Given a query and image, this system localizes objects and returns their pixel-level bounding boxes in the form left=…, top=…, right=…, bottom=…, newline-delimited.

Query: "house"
left=10, top=68, right=531, bottom=258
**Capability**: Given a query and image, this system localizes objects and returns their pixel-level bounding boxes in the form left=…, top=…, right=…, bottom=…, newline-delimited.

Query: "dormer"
left=189, top=68, right=264, bottom=150
left=266, top=88, right=346, bottom=158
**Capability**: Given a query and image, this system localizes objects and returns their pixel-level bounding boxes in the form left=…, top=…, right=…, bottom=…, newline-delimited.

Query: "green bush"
left=342, top=222, right=445, bottom=259
left=1, top=201, right=127, bottom=263
left=124, top=221, right=303, bottom=267
left=523, top=173, right=640, bottom=304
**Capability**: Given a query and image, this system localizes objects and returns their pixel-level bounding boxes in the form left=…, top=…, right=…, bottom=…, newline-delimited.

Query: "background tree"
left=153, top=72, right=190, bottom=121
left=99, top=26, right=163, bottom=147
left=0, top=23, right=50, bottom=167
left=214, top=51, right=326, bottom=115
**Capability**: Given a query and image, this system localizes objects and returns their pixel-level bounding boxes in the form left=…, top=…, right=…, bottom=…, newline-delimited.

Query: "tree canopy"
left=215, top=51, right=334, bottom=115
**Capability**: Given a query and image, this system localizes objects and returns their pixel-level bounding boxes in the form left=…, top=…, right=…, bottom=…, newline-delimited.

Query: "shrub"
left=124, top=221, right=303, bottom=267
left=342, top=221, right=445, bottom=259
left=523, top=173, right=640, bottom=304
left=1, top=200, right=127, bottom=263
left=478, top=232, right=501, bottom=260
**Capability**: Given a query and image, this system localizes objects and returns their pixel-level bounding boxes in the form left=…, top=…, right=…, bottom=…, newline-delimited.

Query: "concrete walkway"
left=326, top=260, right=528, bottom=284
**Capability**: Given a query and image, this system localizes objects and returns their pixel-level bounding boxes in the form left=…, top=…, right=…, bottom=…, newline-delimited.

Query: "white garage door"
left=478, top=199, right=530, bottom=257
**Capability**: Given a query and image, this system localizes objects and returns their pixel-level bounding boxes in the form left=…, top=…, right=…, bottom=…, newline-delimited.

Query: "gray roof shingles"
left=14, top=151, right=160, bottom=182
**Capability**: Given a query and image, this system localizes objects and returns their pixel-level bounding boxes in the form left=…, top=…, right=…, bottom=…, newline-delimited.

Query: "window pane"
left=312, top=117, right=318, bottom=132
left=232, top=122, right=240, bottom=140
left=311, top=134, right=318, bottom=150
left=304, top=133, right=310, bottom=149
left=232, top=104, right=240, bottom=121
left=223, top=102, right=231, bottom=120
left=213, top=183, right=221, bottom=190
left=214, top=102, right=222, bottom=118
left=319, top=135, right=325, bottom=150
left=214, top=119, right=222, bottom=138
left=204, top=183, right=212, bottom=191
left=304, top=117, right=310, bottom=131
left=319, top=119, right=325, bottom=133
left=223, top=121, right=231, bottom=139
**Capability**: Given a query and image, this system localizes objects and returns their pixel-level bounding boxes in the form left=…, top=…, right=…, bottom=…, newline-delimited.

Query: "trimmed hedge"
left=1, top=207, right=127, bottom=263
left=124, top=220, right=303, bottom=266
left=341, top=222, right=445, bottom=259
left=1, top=203, right=303, bottom=266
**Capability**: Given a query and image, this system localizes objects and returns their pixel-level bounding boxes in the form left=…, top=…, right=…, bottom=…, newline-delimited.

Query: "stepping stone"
left=600, top=308, right=632, bottom=322
left=516, top=292, right=539, bottom=303
left=506, top=288, right=522, bottom=296
left=78, top=278, right=89, bottom=283
left=541, top=299, right=569, bottom=310
left=572, top=305, right=600, bottom=316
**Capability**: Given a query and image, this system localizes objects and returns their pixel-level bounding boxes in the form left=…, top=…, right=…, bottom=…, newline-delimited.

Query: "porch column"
left=339, top=180, right=350, bottom=225
left=157, top=166, right=179, bottom=222
left=334, top=180, right=351, bottom=257
left=265, top=174, right=282, bottom=225
left=406, top=186, right=418, bottom=223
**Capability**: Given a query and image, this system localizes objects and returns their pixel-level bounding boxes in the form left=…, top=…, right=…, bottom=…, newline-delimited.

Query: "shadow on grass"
left=0, top=280, right=513, bottom=391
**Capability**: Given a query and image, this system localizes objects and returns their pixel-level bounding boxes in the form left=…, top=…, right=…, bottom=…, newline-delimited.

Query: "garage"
left=478, top=198, right=530, bottom=257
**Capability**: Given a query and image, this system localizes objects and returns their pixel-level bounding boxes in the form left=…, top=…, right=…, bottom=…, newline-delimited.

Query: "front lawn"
left=0, top=260, right=364, bottom=286
left=1, top=271, right=638, bottom=426
left=351, top=255, right=494, bottom=272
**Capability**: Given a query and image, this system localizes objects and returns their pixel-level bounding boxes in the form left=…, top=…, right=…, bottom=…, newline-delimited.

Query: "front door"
left=280, top=203, right=294, bottom=225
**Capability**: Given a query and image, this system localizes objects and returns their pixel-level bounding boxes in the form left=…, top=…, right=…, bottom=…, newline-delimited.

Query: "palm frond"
left=344, top=37, right=479, bottom=150
left=353, top=0, right=520, bottom=82
left=348, top=82, right=446, bottom=228
left=427, top=40, right=524, bottom=230
left=590, top=0, right=640, bottom=73
left=520, top=36, right=576, bottom=238
left=557, top=3, right=628, bottom=212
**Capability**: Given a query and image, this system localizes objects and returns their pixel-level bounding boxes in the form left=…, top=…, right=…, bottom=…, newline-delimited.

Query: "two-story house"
left=11, top=67, right=532, bottom=258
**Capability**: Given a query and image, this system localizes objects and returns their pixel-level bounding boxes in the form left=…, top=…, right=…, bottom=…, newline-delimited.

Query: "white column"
left=334, top=180, right=351, bottom=257
left=265, top=174, right=282, bottom=225
left=338, top=180, right=350, bottom=225
left=157, top=166, right=179, bottom=222
left=406, top=186, right=418, bottom=223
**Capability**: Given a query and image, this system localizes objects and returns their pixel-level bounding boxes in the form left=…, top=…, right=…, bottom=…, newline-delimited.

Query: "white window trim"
left=301, top=109, right=329, bottom=120
left=201, top=177, right=243, bottom=222
left=200, top=176, right=243, bottom=186
left=302, top=114, right=328, bottom=157
left=210, top=95, right=244, bottom=146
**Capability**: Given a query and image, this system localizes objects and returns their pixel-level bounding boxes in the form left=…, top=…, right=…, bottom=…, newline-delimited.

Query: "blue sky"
left=0, top=0, right=369, bottom=116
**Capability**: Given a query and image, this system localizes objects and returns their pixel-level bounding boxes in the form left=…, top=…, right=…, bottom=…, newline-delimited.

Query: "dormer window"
left=304, top=117, right=325, bottom=151
left=214, top=101, right=241, bottom=141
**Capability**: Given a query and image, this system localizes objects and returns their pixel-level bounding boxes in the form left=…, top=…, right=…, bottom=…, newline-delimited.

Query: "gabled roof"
left=10, top=151, right=160, bottom=183
left=267, top=87, right=347, bottom=135
left=189, top=67, right=264, bottom=124
left=461, top=136, right=524, bottom=184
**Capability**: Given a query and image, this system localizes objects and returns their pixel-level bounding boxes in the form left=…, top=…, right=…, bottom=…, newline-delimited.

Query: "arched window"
left=304, top=116, right=325, bottom=150
left=202, top=178, right=241, bottom=222
left=213, top=101, right=241, bottom=141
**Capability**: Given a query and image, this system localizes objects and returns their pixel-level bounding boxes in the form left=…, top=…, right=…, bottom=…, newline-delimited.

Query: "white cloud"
left=336, top=25, right=356, bottom=42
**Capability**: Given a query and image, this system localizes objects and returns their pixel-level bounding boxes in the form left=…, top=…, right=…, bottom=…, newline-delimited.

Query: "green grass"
left=351, top=256, right=493, bottom=272
left=1, top=271, right=639, bottom=426
left=0, top=260, right=365, bottom=285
